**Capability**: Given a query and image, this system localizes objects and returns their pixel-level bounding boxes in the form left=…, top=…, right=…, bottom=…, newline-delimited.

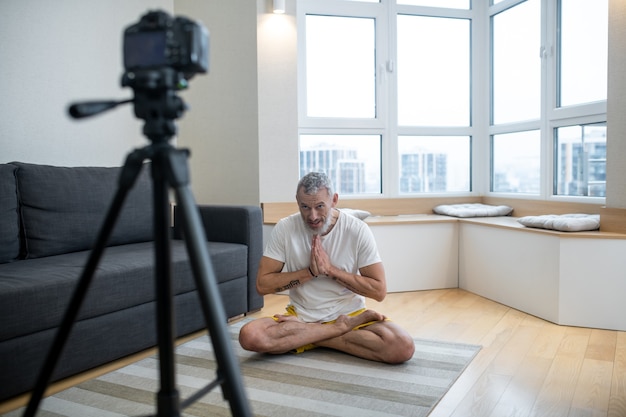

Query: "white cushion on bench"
left=517, top=213, right=600, bottom=232
left=433, top=203, right=513, bottom=218
left=340, top=208, right=371, bottom=220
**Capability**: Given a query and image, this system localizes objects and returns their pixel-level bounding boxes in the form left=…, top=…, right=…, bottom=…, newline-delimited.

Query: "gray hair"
left=297, top=172, right=334, bottom=196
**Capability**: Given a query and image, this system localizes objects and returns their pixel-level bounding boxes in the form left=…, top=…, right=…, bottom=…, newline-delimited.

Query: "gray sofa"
left=0, top=162, right=263, bottom=401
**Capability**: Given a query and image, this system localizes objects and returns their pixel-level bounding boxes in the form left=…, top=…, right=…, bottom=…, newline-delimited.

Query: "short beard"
left=306, top=209, right=334, bottom=236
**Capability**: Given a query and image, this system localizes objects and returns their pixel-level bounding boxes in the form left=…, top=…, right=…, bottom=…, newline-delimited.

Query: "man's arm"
left=255, top=255, right=317, bottom=295
left=329, top=262, right=387, bottom=302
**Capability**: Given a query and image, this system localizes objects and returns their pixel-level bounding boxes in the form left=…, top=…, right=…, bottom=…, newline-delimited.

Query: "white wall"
left=607, top=0, right=626, bottom=208
left=257, top=0, right=300, bottom=202
left=0, top=0, right=173, bottom=167
left=173, top=0, right=261, bottom=205
left=167, top=0, right=300, bottom=205
left=151, top=0, right=299, bottom=205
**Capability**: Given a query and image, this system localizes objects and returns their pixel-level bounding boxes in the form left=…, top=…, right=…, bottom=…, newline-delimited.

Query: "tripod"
left=23, top=68, right=252, bottom=417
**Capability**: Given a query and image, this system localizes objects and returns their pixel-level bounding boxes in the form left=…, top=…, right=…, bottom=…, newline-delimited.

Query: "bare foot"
left=273, top=314, right=302, bottom=323
left=334, top=309, right=385, bottom=332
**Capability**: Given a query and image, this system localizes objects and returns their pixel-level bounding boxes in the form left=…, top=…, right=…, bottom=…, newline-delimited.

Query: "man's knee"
left=238, top=322, right=262, bottom=352
left=383, top=331, right=415, bottom=364
left=390, top=335, right=415, bottom=363
left=238, top=320, right=274, bottom=352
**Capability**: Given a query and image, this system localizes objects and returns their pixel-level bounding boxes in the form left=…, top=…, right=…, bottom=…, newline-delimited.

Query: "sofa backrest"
left=0, top=164, right=20, bottom=264
left=12, top=162, right=154, bottom=259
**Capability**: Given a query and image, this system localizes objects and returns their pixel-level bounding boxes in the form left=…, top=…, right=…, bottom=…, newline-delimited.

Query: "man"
left=238, top=172, right=415, bottom=364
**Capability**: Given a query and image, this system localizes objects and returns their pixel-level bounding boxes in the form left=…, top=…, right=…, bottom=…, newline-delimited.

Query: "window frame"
left=297, top=1, right=387, bottom=131
left=296, top=0, right=607, bottom=203
left=488, top=0, right=606, bottom=203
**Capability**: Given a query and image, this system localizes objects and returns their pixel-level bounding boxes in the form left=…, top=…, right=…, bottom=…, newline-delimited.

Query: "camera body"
left=123, top=10, right=209, bottom=80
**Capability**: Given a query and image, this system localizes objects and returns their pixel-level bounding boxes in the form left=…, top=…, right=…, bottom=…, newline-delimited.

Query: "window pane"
left=397, top=15, right=470, bottom=126
left=492, top=130, right=540, bottom=194
left=558, top=0, right=608, bottom=107
left=492, top=0, right=540, bottom=124
left=555, top=123, right=606, bottom=197
left=398, top=136, right=470, bottom=193
left=305, top=16, right=376, bottom=118
left=300, top=135, right=381, bottom=195
left=397, top=0, right=469, bottom=8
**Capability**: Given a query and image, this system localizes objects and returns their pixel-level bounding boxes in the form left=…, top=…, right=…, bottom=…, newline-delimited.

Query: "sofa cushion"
left=13, top=162, right=153, bottom=259
left=0, top=240, right=247, bottom=342
left=0, top=164, right=20, bottom=264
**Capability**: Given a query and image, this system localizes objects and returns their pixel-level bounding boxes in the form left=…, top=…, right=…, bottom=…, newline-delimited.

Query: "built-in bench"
left=261, top=198, right=626, bottom=332
left=456, top=215, right=626, bottom=332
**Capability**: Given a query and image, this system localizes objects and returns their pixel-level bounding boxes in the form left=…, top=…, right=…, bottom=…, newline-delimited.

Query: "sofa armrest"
left=173, top=204, right=264, bottom=312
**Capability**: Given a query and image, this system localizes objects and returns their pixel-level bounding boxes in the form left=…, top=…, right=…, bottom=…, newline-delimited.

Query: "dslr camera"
left=67, top=10, right=208, bottom=126
left=123, top=10, right=209, bottom=81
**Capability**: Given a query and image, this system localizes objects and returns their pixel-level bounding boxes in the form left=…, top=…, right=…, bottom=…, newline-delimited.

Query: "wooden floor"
left=2, top=289, right=625, bottom=416
left=255, top=290, right=626, bottom=417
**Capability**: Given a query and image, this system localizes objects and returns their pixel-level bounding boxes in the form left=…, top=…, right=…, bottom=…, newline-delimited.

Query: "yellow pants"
left=271, top=306, right=382, bottom=353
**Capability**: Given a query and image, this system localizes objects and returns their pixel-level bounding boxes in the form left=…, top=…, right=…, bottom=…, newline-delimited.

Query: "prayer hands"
left=309, top=234, right=331, bottom=277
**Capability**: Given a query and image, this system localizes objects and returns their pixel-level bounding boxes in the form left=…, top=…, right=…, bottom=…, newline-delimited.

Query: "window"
left=558, top=0, right=608, bottom=107
left=555, top=123, right=607, bottom=197
left=300, top=134, right=382, bottom=194
left=298, top=0, right=607, bottom=200
left=492, top=130, right=541, bottom=194
left=399, top=136, right=470, bottom=193
left=397, top=15, right=470, bottom=127
left=305, top=15, right=376, bottom=119
left=398, top=0, right=469, bottom=8
left=491, top=0, right=540, bottom=124
left=490, top=0, right=607, bottom=198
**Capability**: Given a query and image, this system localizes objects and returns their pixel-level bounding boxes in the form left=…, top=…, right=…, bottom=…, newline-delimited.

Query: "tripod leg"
left=23, top=149, right=151, bottom=417
left=165, top=149, right=252, bottom=417
left=151, top=150, right=181, bottom=417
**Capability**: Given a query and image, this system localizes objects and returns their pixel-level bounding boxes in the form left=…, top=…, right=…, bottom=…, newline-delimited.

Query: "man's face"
left=296, top=187, right=338, bottom=234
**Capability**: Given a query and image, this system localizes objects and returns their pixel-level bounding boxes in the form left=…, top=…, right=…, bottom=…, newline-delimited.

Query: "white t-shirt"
left=264, top=210, right=382, bottom=323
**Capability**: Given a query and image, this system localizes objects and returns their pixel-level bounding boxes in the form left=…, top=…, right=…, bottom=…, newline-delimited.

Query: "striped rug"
left=8, top=320, right=480, bottom=417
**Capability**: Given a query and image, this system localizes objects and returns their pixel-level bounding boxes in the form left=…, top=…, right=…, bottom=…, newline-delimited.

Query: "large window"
left=298, top=0, right=607, bottom=200
left=490, top=0, right=607, bottom=199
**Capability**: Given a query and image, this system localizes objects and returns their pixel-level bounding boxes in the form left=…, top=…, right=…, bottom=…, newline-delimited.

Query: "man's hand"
left=310, top=234, right=332, bottom=276
left=308, top=234, right=387, bottom=301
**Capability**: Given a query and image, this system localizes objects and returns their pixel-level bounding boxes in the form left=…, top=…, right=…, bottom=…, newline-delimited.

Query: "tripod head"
left=68, top=10, right=209, bottom=143
left=121, top=68, right=188, bottom=142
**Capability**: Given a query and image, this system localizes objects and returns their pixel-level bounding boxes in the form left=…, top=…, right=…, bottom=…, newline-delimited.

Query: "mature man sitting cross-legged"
left=238, top=172, right=415, bottom=364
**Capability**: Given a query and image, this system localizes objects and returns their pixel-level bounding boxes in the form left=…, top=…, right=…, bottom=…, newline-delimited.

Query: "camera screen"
left=124, top=31, right=167, bottom=69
